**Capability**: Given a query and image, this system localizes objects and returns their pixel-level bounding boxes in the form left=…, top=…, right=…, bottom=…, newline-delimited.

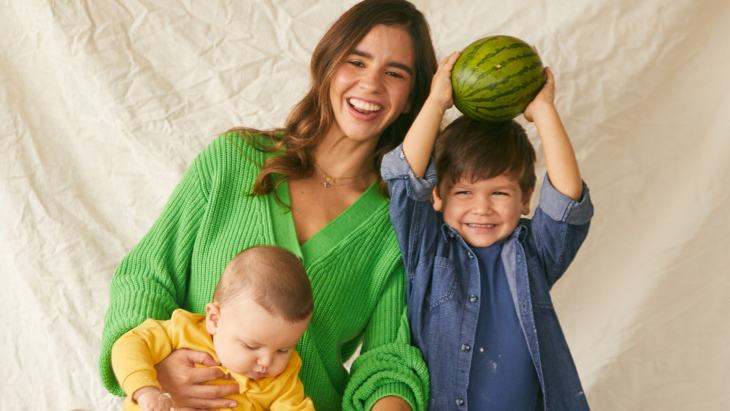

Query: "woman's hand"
left=523, top=66, right=556, bottom=123
left=154, top=348, right=240, bottom=411
left=371, top=396, right=412, bottom=411
left=425, top=50, right=461, bottom=113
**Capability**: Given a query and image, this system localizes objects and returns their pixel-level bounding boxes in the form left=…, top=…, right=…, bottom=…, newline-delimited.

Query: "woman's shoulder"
left=198, top=131, right=268, bottom=161
left=192, top=130, right=284, bottom=174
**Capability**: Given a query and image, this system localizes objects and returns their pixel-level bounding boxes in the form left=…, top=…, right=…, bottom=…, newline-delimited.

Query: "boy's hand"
left=522, top=66, right=583, bottom=200
left=401, top=50, right=460, bottom=178
left=135, top=387, right=175, bottom=411
left=523, top=67, right=556, bottom=123
left=425, top=51, right=461, bottom=112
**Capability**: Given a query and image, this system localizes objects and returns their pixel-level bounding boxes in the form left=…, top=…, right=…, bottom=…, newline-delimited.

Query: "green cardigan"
left=100, top=133, right=429, bottom=411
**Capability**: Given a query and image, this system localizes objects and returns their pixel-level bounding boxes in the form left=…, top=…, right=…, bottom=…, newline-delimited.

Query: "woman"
left=99, top=1, right=438, bottom=410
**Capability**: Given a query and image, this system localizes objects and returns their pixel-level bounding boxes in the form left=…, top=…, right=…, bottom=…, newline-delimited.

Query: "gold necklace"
left=316, top=164, right=373, bottom=188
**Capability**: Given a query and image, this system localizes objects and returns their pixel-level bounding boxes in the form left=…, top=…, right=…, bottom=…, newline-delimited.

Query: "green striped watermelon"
left=451, top=35, right=545, bottom=122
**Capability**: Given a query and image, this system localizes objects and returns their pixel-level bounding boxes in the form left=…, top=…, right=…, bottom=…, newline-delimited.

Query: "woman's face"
left=328, top=24, right=415, bottom=144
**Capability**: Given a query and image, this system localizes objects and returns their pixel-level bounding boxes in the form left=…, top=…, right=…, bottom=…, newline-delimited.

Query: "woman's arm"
left=344, top=265, right=429, bottom=411
left=100, top=142, right=239, bottom=409
left=371, top=396, right=412, bottom=411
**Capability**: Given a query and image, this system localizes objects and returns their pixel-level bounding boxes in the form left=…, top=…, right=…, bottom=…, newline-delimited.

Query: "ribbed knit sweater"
left=100, top=133, right=429, bottom=411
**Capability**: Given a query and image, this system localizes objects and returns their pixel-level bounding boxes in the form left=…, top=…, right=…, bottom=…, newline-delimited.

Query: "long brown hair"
left=228, top=0, right=437, bottom=203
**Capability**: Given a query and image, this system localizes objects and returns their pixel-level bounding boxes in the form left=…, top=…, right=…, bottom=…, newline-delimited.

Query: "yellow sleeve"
left=269, top=351, right=316, bottom=411
left=110, top=315, right=176, bottom=396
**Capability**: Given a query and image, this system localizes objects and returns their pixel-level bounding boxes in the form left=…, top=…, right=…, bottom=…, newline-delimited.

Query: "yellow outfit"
left=111, top=309, right=315, bottom=411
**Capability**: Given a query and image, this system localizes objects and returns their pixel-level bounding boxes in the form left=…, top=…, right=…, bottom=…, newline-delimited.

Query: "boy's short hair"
left=434, top=116, right=537, bottom=197
left=213, top=246, right=313, bottom=323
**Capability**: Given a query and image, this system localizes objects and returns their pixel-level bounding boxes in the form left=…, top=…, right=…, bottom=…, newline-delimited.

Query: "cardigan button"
left=455, top=398, right=464, bottom=406
left=468, top=294, right=478, bottom=303
left=467, top=252, right=474, bottom=259
left=461, top=344, right=471, bottom=352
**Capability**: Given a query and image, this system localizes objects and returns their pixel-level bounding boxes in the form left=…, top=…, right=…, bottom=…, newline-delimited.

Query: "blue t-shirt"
left=467, top=239, right=540, bottom=410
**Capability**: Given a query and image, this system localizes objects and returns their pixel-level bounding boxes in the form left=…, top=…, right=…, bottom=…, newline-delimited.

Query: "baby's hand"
left=136, top=387, right=175, bottom=411
left=523, top=67, right=556, bottom=123
left=426, top=51, right=461, bottom=112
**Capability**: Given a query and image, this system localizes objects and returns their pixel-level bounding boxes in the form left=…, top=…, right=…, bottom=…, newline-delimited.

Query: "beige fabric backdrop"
left=2, top=0, right=729, bottom=409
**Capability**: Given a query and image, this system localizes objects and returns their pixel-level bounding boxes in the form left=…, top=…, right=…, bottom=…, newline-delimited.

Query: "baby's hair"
left=213, top=246, right=313, bottom=323
left=434, top=116, right=536, bottom=197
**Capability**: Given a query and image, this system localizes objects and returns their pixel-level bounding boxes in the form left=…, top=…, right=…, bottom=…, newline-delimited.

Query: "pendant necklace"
left=316, top=163, right=373, bottom=188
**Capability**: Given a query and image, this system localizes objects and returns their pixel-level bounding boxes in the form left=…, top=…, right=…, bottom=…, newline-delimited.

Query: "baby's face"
left=433, top=173, right=534, bottom=248
left=205, top=294, right=310, bottom=380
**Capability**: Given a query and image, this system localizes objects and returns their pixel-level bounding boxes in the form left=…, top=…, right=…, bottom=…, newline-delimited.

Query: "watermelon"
left=451, top=35, right=545, bottom=122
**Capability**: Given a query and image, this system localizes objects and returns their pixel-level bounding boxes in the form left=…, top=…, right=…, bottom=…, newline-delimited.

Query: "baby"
left=111, top=246, right=315, bottom=411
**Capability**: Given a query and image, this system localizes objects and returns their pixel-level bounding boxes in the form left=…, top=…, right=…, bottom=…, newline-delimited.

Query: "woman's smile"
left=327, top=24, right=415, bottom=143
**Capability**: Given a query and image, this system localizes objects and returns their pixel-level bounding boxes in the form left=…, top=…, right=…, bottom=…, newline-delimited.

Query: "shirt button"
left=467, top=252, right=474, bottom=259
left=468, top=294, right=478, bottom=303
left=461, top=344, right=471, bottom=352
left=456, top=398, right=464, bottom=406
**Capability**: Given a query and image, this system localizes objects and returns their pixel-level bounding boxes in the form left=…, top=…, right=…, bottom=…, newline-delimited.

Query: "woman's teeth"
left=349, top=98, right=381, bottom=113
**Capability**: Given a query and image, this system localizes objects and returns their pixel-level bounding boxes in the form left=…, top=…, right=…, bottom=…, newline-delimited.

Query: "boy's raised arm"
left=402, top=51, right=460, bottom=178
left=524, top=67, right=583, bottom=201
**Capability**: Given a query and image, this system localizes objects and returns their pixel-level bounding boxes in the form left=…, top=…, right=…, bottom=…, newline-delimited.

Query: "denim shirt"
left=381, top=145, right=593, bottom=411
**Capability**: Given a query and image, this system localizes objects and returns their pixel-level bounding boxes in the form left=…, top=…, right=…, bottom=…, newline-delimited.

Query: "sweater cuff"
left=364, top=383, right=418, bottom=411
left=121, top=370, right=162, bottom=398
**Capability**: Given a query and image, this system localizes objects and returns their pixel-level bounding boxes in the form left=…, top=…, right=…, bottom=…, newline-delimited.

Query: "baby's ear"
left=521, top=186, right=536, bottom=215
left=205, top=303, right=221, bottom=335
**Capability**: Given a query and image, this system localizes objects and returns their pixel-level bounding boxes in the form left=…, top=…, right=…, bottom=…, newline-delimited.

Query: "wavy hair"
left=228, top=0, right=437, bottom=204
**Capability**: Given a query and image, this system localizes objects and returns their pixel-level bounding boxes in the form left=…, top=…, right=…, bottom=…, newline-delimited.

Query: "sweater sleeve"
left=99, top=151, right=209, bottom=396
left=343, top=264, right=429, bottom=411
left=111, top=316, right=177, bottom=397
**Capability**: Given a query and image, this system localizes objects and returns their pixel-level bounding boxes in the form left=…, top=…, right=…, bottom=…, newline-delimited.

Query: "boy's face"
left=205, top=293, right=310, bottom=380
left=433, top=173, right=534, bottom=248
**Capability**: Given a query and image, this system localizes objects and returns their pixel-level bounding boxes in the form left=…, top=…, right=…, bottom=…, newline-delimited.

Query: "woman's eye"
left=348, top=60, right=365, bottom=68
left=386, top=71, right=403, bottom=78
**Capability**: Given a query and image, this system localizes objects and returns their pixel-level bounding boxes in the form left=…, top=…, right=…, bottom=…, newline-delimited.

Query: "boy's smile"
left=433, top=174, right=534, bottom=248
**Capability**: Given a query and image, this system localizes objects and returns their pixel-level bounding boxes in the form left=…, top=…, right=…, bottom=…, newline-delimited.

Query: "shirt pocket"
left=527, top=255, right=555, bottom=310
left=429, top=256, right=457, bottom=308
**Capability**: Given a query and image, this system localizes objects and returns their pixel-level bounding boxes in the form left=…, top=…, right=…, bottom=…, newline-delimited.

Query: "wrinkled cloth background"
left=1, top=0, right=729, bottom=410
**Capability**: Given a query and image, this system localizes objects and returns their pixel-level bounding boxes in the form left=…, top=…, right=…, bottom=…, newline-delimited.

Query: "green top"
left=100, top=133, right=429, bottom=411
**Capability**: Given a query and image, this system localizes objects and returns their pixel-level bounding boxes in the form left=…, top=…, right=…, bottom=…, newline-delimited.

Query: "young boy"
left=111, top=246, right=316, bottom=411
left=381, top=52, right=593, bottom=410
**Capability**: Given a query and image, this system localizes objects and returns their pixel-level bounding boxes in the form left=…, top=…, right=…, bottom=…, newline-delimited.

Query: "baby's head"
left=205, top=246, right=313, bottom=380
left=433, top=116, right=537, bottom=247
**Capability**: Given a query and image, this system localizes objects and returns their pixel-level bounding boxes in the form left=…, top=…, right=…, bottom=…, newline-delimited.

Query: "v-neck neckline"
left=268, top=179, right=385, bottom=265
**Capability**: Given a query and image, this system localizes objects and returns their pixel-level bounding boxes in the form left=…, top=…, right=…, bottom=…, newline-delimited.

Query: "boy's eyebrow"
left=350, top=49, right=414, bottom=76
